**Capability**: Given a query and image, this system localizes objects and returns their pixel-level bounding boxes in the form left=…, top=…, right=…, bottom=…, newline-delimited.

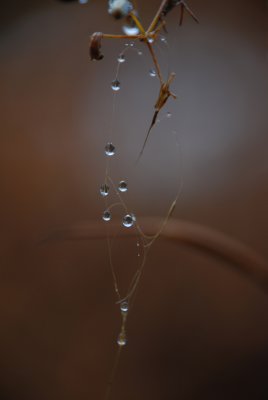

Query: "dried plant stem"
left=129, top=11, right=146, bottom=35
left=146, top=41, right=164, bottom=83
left=147, top=0, right=169, bottom=33
left=102, top=33, right=141, bottom=40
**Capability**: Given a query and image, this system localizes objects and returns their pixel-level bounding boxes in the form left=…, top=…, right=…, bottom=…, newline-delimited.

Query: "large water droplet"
left=111, top=79, right=121, bottom=91
left=105, top=142, right=115, bottom=156
left=149, top=69, right=157, bottom=77
left=120, top=301, right=129, bottom=314
left=100, top=184, right=109, bottom=197
left=102, top=210, right=111, bottom=222
left=122, top=214, right=136, bottom=228
left=117, top=332, right=127, bottom=346
left=118, top=181, right=128, bottom=192
left=117, top=54, right=125, bottom=63
left=122, top=25, right=139, bottom=36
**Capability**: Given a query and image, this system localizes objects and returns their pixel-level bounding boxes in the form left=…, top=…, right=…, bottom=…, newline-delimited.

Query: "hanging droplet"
left=148, top=37, right=154, bottom=44
left=122, top=214, right=136, bottom=228
left=122, top=25, right=140, bottom=36
left=117, top=54, right=125, bottom=63
left=117, top=332, right=127, bottom=346
left=118, top=180, right=128, bottom=192
left=105, top=142, right=115, bottom=156
left=149, top=69, right=157, bottom=77
left=100, top=183, right=109, bottom=197
left=137, top=240, right=141, bottom=256
left=160, top=36, right=167, bottom=44
left=111, top=79, right=121, bottom=91
left=102, top=210, right=111, bottom=222
left=166, top=112, right=172, bottom=118
left=120, top=301, right=129, bottom=314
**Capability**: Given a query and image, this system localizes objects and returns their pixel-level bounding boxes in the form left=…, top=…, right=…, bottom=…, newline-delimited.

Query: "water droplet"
left=118, top=181, right=128, bottom=192
left=122, top=214, right=136, bottom=228
left=148, top=37, right=154, bottom=44
left=149, top=69, right=157, bottom=77
left=100, top=183, right=109, bottom=197
left=111, top=79, right=121, bottom=91
left=102, top=210, right=111, bottom=222
left=120, top=301, right=129, bottom=314
left=105, top=142, right=115, bottom=156
left=166, top=112, right=172, bottom=118
left=137, top=50, right=143, bottom=56
left=117, top=54, right=125, bottom=63
left=117, top=332, right=127, bottom=346
left=122, top=25, right=139, bottom=36
left=160, top=36, right=167, bottom=44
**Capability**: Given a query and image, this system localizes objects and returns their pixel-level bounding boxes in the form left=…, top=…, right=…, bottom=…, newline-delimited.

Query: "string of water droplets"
left=99, top=38, right=184, bottom=360
left=100, top=42, right=146, bottom=351
left=93, top=10, right=187, bottom=398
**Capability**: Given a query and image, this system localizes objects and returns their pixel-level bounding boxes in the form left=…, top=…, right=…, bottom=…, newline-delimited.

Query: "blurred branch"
left=43, top=217, right=268, bottom=295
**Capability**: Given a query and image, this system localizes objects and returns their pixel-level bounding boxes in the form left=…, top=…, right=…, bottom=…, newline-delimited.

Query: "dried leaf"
left=137, top=73, right=176, bottom=160
left=89, top=32, right=104, bottom=61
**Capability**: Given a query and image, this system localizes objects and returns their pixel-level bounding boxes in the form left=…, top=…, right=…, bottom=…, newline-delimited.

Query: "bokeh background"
left=1, top=0, right=268, bottom=399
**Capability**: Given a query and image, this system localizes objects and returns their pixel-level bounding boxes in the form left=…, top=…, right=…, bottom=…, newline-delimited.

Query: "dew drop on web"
left=100, top=183, right=109, bottom=197
left=102, top=210, right=112, bottom=222
left=149, top=68, right=157, bottom=77
left=111, top=79, right=121, bottom=91
left=117, top=54, right=126, bottom=63
left=118, top=180, right=128, bottom=192
left=122, top=25, right=140, bottom=35
left=120, top=301, right=129, bottom=314
left=105, top=142, right=115, bottom=156
left=117, top=332, right=127, bottom=346
left=122, top=214, right=136, bottom=228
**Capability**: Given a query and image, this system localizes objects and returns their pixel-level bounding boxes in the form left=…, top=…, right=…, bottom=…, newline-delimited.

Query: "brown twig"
left=42, top=217, right=268, bottom=296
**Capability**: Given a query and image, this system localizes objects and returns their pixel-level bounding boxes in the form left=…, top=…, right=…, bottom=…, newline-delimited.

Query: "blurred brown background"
left=0, top=0, right=268, bottom=399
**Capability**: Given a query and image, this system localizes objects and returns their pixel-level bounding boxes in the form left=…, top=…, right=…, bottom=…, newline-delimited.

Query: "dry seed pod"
left=89, top=32, right=104, bottom=61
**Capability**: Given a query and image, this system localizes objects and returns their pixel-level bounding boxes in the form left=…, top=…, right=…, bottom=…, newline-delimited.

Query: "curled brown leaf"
left=89, top=32, right=104, bottom=61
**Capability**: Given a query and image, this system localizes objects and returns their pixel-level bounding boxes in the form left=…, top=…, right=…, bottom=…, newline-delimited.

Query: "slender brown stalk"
left=147, top=0, right=169, bottom=33
left=146, top=41, right=164, bottom=84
